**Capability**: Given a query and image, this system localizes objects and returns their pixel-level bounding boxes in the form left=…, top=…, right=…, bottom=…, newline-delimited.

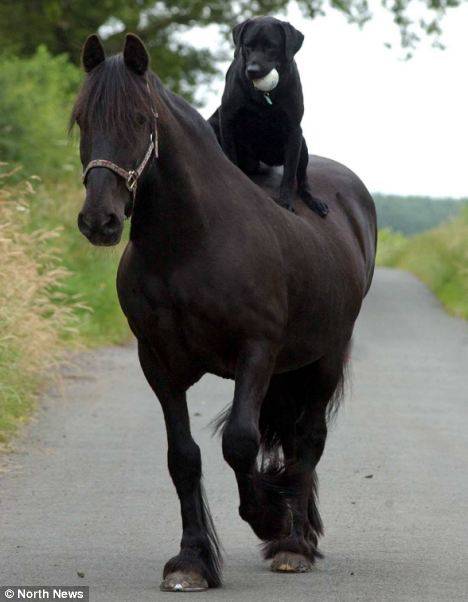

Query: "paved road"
left=1, top=268, right=467, bottom=601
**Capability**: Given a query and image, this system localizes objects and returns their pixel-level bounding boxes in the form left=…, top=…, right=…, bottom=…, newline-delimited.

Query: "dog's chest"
left=235, top=106, right=289, bottom=145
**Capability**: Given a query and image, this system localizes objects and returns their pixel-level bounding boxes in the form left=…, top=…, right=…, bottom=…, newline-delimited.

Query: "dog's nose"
left=246, top=63, right=262, bottom=78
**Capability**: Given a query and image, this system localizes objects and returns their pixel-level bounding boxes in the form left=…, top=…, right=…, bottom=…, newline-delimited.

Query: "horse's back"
left=251, top=155, right=377, bottom=294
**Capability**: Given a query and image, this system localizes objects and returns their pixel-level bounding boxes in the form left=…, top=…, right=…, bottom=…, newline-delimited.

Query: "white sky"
left=189, top=2, right=468, bottom=197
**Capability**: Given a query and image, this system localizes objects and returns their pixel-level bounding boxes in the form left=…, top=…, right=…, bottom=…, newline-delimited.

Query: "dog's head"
left=233, top=16, right=304, bottom=81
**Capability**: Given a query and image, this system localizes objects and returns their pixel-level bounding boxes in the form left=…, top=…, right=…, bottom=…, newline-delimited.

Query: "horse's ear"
left=82, top=34, right=105, bottom=73
left=124, top=33, right=149, bottom=75
left=232, top=19, right=251, bottom=58
left=280, top=22, right=304, bottom=62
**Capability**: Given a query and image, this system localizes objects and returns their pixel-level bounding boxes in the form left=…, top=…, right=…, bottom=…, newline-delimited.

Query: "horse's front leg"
left=222, top=341, right=287, bottom=539
left=138, top=341, right=221, bottom=592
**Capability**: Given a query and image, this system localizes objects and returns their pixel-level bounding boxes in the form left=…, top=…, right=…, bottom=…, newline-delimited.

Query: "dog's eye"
left=264, top=43, right=276, bottom=54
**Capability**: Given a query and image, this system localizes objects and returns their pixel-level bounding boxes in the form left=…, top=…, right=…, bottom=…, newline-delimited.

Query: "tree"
left=0, top=0, right=462, bottom=99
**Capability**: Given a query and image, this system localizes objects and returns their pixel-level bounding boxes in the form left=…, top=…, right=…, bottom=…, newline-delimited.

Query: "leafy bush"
left=0, top=46, right=80, bottom=178
left=374, top=194, right=465, bottom=235
left=0, top=172, right=81, bottom=444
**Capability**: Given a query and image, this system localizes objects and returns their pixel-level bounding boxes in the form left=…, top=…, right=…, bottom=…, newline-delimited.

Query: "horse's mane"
left=70, top=55, right=158, bottom=142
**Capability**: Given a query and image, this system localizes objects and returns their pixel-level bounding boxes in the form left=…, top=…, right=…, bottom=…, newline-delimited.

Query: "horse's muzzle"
left=77, top=211, right=123, bottom=246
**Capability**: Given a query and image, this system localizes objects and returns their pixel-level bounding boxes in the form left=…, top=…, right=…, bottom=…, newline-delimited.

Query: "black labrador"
left=209, top=16, right=328, bottom=216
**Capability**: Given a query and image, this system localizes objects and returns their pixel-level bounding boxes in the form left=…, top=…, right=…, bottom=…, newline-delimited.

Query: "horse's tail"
left=198, top=480, right=223, bottom=587
left=163, top=480, right=222, bottom=588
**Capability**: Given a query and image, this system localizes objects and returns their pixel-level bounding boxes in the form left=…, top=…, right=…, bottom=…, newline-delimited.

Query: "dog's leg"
left=297, top=139, right=329, bottom=217
left=279, top=126, right=303, bottom=212
left=237, top=138, right=261, bottom=175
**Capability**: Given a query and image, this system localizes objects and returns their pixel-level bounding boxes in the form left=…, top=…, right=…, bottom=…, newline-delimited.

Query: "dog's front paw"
left=300, top=191, right=329, bottom=218
left=278, top=194, right=296, bottom=213
left=311, top=199, right=329, bottom=218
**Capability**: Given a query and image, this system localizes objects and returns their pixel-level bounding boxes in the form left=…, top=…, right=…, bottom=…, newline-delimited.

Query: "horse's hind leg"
left=138, top=341, right=222, bottom=591
left=263, top=351, right=347, bottom=572
left=266, top=408, right=326, bottom=573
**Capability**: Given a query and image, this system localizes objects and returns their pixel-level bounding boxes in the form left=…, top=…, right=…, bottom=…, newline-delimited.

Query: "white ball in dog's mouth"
left=252, top=68, right=279, bottom=92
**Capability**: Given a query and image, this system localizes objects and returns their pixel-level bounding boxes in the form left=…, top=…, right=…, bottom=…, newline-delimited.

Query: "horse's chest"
left=132, top=276, right=237, bottom=375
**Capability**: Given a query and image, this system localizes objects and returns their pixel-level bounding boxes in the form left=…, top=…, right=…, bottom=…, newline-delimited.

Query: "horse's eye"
left=135, top=113, right=146, bottom=126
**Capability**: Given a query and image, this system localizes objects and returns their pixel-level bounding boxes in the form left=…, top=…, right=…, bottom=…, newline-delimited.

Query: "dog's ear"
left=232, top=19, right=251, bottom=58
left=123, top=33, right=149, bottom=75
left=82, top=35, right=105, bottom=73
left=280, top=22, right=304, bottom=62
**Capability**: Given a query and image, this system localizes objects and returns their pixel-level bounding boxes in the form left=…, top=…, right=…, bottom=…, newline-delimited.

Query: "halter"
left=82, top=79, right=159, bottom=217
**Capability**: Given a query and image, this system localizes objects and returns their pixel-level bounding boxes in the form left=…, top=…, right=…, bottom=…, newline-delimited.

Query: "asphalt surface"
left=1, top=268, right=467, bottom=601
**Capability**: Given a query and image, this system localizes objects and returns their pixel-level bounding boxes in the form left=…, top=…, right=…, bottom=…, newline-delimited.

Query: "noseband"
left=82, top=80, right=159, bottom=217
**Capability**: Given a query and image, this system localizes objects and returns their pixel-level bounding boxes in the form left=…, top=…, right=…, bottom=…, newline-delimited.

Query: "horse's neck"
left=130, top=92, right=220, bottom=255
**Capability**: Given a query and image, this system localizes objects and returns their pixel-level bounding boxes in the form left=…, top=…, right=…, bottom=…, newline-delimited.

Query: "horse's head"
left=72, top=34, right=157, bottom=246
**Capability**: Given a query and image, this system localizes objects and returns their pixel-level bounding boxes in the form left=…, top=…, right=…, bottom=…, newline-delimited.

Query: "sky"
left=189, top=2, right=468, bottom=198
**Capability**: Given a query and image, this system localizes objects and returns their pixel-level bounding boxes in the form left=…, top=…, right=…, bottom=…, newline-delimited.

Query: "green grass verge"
left=30, top=177, right=130, bottom=346
left=0, top=174, right=129, bottom=447
left=377, top=208, right=468, bottom=319
left=0, top=354, right=37, bottom=445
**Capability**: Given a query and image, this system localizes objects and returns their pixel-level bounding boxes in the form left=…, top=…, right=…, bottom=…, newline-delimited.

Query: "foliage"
left=377, top=208, right=468, bottom=319
left=0, top=47, right=80, bottom=178
left=0, top=171, right=81, bottom=444
left=376, top=227, right=409, bottom=265
left=374, top=193, right=465, bottom=235
left=0, top=0, right=462, bottom=100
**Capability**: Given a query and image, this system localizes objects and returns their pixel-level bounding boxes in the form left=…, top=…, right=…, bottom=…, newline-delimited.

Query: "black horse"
left=72, top=33, right=377, bottom=592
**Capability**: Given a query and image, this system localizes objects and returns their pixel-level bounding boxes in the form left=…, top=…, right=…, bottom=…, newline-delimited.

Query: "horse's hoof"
left=270, top=551, right=313, bottom=573
left=160, top=571, right=209, bottom=592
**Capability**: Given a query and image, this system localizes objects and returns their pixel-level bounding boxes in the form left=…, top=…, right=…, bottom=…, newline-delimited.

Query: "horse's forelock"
left=70, top=54, right=156, bottom=141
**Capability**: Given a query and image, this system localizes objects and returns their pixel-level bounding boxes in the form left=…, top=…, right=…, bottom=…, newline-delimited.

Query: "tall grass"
left=28, top=177, right=130, bottom=346
left=376, top=228, right=409, bottom=266
left=0, top=172, right=81, bottom=445
left=377, top=209, right=468, bottom=319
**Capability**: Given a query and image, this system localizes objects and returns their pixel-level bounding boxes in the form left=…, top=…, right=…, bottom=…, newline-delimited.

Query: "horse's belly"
left=275, top=321, right=352, bottom=371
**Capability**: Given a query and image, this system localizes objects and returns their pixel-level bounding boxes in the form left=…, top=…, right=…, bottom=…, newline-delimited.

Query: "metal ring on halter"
left=126, top=171, right=138, bottom=192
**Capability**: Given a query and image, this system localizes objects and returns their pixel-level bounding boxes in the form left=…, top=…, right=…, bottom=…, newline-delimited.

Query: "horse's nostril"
left=102, top=213, right=120, bottom=233
left=78, top=210, right=121, bottom=243
left=78, top=212, right=92, bottom=235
